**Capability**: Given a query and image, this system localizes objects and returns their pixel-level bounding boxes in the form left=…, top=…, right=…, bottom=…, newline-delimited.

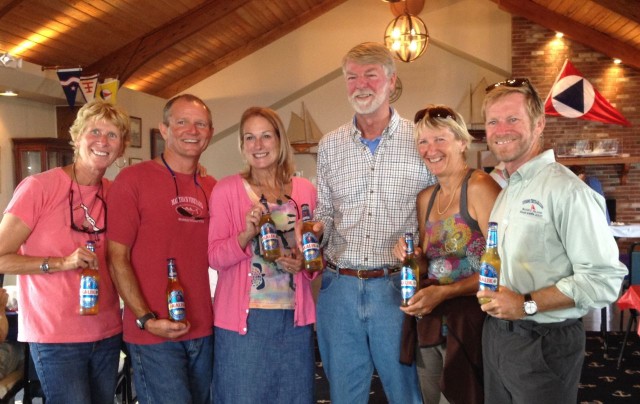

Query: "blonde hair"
left=239, top=107, right=295, bottom=184
left=69, top=100, right=131, bottom=159
left=342, top=42, right=396, bottom=78
left=414, top=104, right=473, bottom=155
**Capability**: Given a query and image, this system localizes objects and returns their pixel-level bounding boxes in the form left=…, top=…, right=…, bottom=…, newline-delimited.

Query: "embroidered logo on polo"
left=519, top=199, right=544, bottom=218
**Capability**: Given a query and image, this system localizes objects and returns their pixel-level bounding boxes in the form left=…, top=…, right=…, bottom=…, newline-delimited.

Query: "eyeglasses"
left=161, top=153, right=210, bottom=220
left=485, top=78, right=532, bottom=94
left=69, top=189, right=107, bottom=234
left=414, top=106, right=456, bottom=124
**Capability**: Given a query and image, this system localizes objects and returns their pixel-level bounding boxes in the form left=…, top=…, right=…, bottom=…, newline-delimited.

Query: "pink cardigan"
left=208, top=174, right=318, bottom=335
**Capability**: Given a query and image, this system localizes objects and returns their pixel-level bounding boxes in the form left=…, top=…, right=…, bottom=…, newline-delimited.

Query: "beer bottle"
left=301, top=204, right=323, bottom=272
left=478, top=222, right=501, bottom=304
left=166, top=258, right=187, bottom=324
left=79, top=240, right=99, bottom=315
left=258, top=194, right=281, bottom=262
left=401, top=232, right=419, bottom=306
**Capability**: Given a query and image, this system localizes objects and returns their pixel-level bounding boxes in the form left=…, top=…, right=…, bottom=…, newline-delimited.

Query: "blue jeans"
left=316, top=269, right=422, bottom=404
left=213, top=309, right=315, bottom=404
left=127, top=335, right=213, bottom=404
left=30, top=333, right=122, bottom=404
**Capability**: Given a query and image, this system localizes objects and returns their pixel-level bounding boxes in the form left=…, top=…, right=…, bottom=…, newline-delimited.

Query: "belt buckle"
left=357, top=269, right=367, bottom=279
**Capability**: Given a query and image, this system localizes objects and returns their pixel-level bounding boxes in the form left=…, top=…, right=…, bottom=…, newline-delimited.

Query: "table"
left=609, top=224, right=640, bottom=238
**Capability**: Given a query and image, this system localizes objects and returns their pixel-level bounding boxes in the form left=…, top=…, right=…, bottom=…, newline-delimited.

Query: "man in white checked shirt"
left=311, top=42, right=436, bottom=403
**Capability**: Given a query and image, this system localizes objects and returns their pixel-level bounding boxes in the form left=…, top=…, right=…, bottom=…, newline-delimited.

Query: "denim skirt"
left=213, top=309, right=315, bottom=404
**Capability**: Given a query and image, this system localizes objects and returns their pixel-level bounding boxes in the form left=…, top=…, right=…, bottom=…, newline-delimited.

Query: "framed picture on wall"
left=130, top=116, right=142, bottom=148
left=150, top=128, right=164, bottom=159
left=129, top=157, right=142, bottom=165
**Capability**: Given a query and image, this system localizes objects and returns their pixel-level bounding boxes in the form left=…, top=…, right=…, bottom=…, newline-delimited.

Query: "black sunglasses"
left=414, top=106, right=456, bottom=124
left=485, top=78, right=532, bottom=93
left=68, top=189, right=107, bottom=234
left=161, top=153, right=210, bottom=220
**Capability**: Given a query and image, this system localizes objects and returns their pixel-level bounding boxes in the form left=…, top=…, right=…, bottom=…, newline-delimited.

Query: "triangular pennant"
left=97, top=78, right=119, bottom=104
left=79, top=73, right=99, bottom=102
left=56, top=68, right=82, bottom=107
left=544, top=60, right=631, bottom=127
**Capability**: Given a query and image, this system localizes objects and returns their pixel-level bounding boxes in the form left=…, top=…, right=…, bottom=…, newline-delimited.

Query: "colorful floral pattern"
left=424, top=214, right=485, bottom=284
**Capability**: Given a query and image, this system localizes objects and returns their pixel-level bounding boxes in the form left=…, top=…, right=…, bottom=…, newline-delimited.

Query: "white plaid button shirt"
left=315, top=110, right=436, bottom=269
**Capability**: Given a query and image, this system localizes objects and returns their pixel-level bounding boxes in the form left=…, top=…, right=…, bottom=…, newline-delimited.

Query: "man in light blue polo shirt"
left=477, top=78, right=627, bottom=404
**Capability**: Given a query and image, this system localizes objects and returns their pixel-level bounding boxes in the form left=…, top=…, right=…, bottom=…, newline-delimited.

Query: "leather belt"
left=326, top=262, right=400, bottom=279
left=492, top=317, right=579, bottom=338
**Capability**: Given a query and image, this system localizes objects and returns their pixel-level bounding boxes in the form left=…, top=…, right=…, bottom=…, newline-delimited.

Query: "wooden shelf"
left=556, top=155, right=640, bottom=185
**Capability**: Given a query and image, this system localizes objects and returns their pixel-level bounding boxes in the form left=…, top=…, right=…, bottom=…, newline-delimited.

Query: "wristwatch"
left=523, top=293, right=538, bottom=316
left=136, top=312, right=157, bottom=330
left=40, top=257, right=50, bottom=274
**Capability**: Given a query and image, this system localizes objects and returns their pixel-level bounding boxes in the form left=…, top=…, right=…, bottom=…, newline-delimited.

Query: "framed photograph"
left=130, top=116, right=142, bottom=148
left=150, top=128, right=164, bottom=159
left=129, top=157, right=142, bottom=165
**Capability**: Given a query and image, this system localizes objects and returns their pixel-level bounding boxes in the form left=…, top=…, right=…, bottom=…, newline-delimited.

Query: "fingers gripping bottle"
left=258, top=194, right=281, bottom=262
left=166, top=258, right=187, bottom=324
left=80, top=240, right=99, bottom=315
left=478, top=222, right=501, bottom=304
left=401, top=233, right=419, bottom=306
left=301, top=204, right=323, bottom=272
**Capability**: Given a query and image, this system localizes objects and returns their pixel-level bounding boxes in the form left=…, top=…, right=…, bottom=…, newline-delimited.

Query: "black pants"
left=482, top=316, right=585, bottom=404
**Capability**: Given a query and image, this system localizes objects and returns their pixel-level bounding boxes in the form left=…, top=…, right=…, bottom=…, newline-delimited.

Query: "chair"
left=617, top=242, right=640, bottom=369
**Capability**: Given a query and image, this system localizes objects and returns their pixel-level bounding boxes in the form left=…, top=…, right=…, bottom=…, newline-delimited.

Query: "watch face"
left=525, top=301, right=537, bottom=315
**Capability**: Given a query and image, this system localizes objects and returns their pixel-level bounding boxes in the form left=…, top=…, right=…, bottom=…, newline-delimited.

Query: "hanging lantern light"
left=384, top=12, right=429, bottom=63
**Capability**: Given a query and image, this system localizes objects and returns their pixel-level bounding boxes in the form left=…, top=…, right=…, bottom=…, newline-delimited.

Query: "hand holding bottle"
left=238, top=203, right=265, bottom=249
left=276, top=249, right=304, bottom=274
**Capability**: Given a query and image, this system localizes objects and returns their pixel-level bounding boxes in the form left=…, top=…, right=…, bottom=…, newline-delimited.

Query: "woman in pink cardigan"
left=208, top=106, right=318, bottom=404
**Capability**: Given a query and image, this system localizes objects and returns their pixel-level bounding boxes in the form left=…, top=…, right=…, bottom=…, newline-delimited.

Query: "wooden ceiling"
left=0, top=0, right=638, bottom=100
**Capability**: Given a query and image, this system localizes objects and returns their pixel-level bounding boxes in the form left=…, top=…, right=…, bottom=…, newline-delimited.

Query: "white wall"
left=185, top=0, right=511, bottom=180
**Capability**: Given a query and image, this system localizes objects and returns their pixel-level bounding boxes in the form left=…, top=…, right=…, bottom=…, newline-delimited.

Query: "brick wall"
left=512, top=16, right=640, bottom=253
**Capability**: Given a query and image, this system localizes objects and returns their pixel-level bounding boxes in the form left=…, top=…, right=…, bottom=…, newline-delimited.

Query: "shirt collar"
left=509, top=149, right=556, bottom=182
left=349, top=107, right=399, bottom=141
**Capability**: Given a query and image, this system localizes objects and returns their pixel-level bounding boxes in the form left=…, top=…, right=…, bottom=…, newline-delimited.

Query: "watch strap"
left=40, top=257, right=50, bottom=274
left=136, top=312, right=157, bottom=330
left=524, top=293, right=532, bottom=302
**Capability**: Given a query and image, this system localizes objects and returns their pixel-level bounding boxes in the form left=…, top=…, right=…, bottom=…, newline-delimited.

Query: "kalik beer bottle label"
left=80, top=276, right=98, bottom=309
left=478, top=263, right=499, bottom=292
left=168, top=290, right=186, bottom=321
left=302, top=232, right=320, bottom=261
left=260, top=223, right=279, bottom=252
left=401, top=266, right=418, bottom=301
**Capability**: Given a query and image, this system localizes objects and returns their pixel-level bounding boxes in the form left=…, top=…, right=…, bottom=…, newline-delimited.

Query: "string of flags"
left=544, top=59, right=631, bottom=127
left=56, top=68, right=119, bottom=107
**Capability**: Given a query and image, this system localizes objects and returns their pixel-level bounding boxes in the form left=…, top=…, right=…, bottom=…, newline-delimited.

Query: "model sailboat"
left=287, top=103, right=323, bottom=153
left=457, top=78, right=488, bottom=139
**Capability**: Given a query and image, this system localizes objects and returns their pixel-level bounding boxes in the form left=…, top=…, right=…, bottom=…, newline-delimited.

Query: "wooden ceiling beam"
left=156, top=0, right=349, bottom=99
left=0, top=0, right=24, bottom=20
left=85, top=0, right=252, bottom=86
left=590, top=0, right=640, bottom=24
left=490, top=0, right=640, bottom=70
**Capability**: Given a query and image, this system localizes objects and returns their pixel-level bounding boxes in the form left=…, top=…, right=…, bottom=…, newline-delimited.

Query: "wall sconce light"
left=384, top=11, right=429, bottom=63
left=0, top=52, right=23, bottom=68
left=613, top=58, right=622, bottom=64
left=0, top=89, right=18, bottom=97
left=555, top=32, right=564, bottom=38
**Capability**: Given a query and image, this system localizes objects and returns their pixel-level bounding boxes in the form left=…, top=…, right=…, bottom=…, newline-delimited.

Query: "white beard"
left=348, top=80, right=391, bottom=115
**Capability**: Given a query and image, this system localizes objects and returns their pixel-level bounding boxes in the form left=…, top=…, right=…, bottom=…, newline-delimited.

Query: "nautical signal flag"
left=97, top=78, right=119, bottom=105
left=79, top=74, right=99, bottom=103
left=544, top=59, right=631, bottom=127
left=56, top=68, right=82, bottom=107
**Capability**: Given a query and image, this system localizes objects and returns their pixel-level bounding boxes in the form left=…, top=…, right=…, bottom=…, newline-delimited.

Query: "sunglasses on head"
left=485, top=78, right=532, bottom=93
left=414, top=106, right=456, bottom=124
